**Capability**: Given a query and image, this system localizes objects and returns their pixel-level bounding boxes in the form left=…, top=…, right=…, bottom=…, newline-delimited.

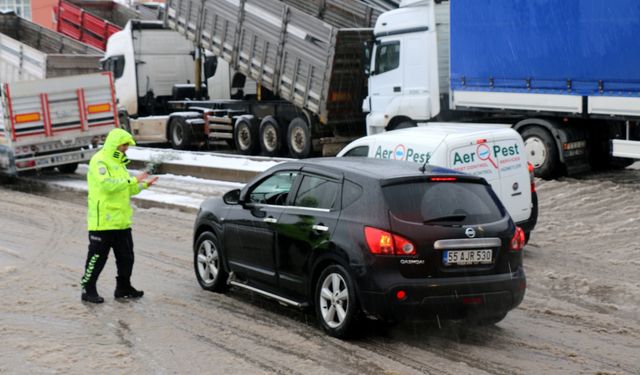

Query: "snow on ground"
left=2, top=162, right=640, bottom=374
left=30, top=164, right=244, bottom=211
left=34, top=146, right=285, bottom=209
left=126, top=147, right=284, bottom=173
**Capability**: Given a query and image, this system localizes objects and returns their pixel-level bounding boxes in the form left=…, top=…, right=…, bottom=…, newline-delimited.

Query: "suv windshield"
left=382, top=181, right=505, bottom=224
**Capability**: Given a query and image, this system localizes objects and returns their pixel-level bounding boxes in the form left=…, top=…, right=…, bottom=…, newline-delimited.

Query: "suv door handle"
left=393, top=86, right=401, bottom=92
left=312, top=224, right=329, bottom=232
left=263, top=217, right=278, bottom=224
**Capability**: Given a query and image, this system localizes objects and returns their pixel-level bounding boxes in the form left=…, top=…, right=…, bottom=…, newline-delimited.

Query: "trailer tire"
left=57, top=163, right=78, bottom=174
left=287, top=117, right=312, bottom=158
left=521, top=126, right=559, bottom=179
left=234, top=117, right=259, bottom=155
left=169, top=116, right=192, bottom=150
left=259, top=116, right=283, bottom=156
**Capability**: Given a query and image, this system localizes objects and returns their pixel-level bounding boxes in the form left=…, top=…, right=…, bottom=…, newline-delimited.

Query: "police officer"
left=80, top=128, right=158, bottom=303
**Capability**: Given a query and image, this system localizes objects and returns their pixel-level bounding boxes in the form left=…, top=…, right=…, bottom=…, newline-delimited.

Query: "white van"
left=337, top=123, right=538, bottom=240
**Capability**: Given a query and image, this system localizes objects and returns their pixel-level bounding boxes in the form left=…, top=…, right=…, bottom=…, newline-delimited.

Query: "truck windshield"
left=375, top=41, right=400, bottom=74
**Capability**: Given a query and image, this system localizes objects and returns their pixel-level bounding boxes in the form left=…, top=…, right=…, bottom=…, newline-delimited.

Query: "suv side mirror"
left=223, top=189, right=241, bottom=205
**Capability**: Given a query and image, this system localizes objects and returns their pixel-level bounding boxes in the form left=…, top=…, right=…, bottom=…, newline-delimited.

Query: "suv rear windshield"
left=382, top=181, right=505, bottom=225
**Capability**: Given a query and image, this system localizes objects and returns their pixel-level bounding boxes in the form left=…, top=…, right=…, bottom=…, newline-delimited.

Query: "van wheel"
left=287, top=117, right=311, bottom=158
left=234, top=117, right=259, bottom=155
left=521, top=127, right=559, bottom=179
left=259, top=116, right=283, bottom=156
left=315, top=264, right=360, bottom=338
left=170, top=117, right=192, bottom=150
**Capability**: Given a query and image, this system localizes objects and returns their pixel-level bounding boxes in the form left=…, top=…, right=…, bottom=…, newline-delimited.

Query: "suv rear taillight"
left=528, top=162, right=536, bottom=192
left=509, top=226, right=526, bottom=251
left=364, top=227, right=416, bottom=256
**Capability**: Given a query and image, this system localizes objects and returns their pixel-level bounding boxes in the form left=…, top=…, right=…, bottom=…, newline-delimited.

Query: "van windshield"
left=382, top=181, right=505, bottom=225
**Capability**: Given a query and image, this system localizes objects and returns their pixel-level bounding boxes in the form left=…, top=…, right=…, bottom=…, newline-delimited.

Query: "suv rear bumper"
left=358, top=267, right=526, bottom=321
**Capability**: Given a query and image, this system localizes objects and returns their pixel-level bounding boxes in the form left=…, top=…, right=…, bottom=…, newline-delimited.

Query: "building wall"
left=0, top=0, right=32, bottom=18
left=8, top=1, right=166, bottom=31
left=31, top=0, right=58, bottom=30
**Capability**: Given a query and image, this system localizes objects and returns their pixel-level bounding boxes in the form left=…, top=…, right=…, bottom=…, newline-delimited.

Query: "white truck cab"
left=103, top=20, right=196, bottom=118
left=364, top=0, right=449, bottom=135
left=103, top=20, right=257, bottom=147
left=337, top=123, right=538, bottom=239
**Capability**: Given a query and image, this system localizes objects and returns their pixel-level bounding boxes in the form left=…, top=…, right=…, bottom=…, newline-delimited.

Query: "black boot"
left=81, top=284, right=104, bottom=304
left=114, top=276, right=144, bottom=299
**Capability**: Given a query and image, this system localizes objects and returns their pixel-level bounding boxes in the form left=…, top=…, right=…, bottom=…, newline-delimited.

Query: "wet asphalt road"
left=1, top=167, right=639, bottom=374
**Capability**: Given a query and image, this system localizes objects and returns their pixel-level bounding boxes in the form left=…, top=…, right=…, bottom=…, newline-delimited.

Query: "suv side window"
left=342, top=179, right=363, bottom=208
left=293, top=175, right=339, bottom=209
left=248, top=171, right=298, bottom=205
left=342, top=146, right=369, bottom=157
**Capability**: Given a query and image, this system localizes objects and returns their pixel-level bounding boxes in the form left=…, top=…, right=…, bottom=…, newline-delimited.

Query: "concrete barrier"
left=128, top=160, right=259, bottom=183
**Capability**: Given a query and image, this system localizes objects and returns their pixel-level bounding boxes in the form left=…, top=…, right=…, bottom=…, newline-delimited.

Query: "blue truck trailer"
left=365, top=0, right=640, bottom=178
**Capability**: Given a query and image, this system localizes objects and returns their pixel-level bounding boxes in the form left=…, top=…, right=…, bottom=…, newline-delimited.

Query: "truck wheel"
left=521, top=127, right=559, bottom=179
left=287, top=117, right=311, bottom=158
left=169, top=117, right=192, bottom=150
left=234, top=117, right=259, bottom=155
left=259, top=116, right=283, bottom=156
left=57, top=163, right=78, bottom=174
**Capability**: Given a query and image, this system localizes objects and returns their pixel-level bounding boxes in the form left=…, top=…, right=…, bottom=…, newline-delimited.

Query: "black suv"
left=193, top=158, right=526, bottom=338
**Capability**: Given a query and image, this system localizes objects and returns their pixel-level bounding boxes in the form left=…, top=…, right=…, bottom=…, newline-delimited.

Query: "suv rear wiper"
left=423, top=214, right=466, bottom=224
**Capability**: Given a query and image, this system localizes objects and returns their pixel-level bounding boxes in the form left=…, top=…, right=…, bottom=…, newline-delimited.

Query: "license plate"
left=443, top=249, right=493, bottom=266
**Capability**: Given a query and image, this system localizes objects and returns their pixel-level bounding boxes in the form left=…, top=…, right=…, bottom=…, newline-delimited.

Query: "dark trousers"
left=80, top=229, right=134, bottom=288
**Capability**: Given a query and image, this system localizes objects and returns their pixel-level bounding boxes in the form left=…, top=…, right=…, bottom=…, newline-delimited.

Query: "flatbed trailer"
left=158, top=0, right=374, bottom=157
left=0, top=11, right=102, bottom=82
left=0, top=72, right=119, bottom=175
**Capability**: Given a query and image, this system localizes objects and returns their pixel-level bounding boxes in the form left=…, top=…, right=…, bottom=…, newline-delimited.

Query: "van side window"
left=375, top=41, right=400, bottom=74
left=342, top=146, right=369, bottom=157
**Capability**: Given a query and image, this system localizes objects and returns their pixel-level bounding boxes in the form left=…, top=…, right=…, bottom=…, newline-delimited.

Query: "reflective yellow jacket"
left=87, top=128, right=147, bottom=231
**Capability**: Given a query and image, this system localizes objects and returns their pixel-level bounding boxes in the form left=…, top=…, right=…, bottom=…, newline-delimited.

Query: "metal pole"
left=195, top=46, right=202, bottom=100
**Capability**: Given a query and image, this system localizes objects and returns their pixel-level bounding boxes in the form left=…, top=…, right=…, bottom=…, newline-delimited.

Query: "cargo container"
left=54, top=0, right=163, bottom=50
left=105, top=0, right=382, bottom=157
left=365, top=0, right=640, bottom=178
left=0, top=72, right=119, bottom=175
left=0, top=11, right=102, bottom=83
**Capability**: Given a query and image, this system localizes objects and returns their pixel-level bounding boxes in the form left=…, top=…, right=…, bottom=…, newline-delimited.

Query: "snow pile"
left=127, top=147, right=283, bottom=173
